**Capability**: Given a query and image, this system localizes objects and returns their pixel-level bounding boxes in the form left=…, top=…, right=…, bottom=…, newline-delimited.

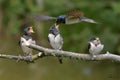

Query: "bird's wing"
left=88, top=42, right=91, bottom=50
left=65, top=10, right=84, bottom=24
left=32, top=15, right=56, bottom=21
left=47, top=36, right=50, bottom=43
left=19, top=37, right=24, bottom=46
left=66, top=10, right=84, bottom=19
left=80, top=17, right=99, bottom=24
left=18, top=40, right=21, bottom=46
left=66, top=10, right=99, bottom=24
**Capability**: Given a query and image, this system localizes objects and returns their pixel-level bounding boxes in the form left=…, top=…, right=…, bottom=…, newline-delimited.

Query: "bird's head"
left=24, top=26, right=34, bottom=35
left=56, top=15, right=66, bottom=24
left=90, top=37, right=101, bottom=46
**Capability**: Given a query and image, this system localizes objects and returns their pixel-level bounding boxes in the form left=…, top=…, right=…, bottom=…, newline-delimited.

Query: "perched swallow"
left=48, top=23, right=63, bottom=64
left=88, top=37, right=104, bottom=57
left=19, top=26, right=36, bottom=56
left=33, top=10, right=98, bottom=25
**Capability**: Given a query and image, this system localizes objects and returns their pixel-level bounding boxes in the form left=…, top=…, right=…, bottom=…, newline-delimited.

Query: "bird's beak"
left=29, top=26, right=35, bottom=33
left=97, top=40, right=101, bottom=44
left=80, top=17, right=98, bottom=24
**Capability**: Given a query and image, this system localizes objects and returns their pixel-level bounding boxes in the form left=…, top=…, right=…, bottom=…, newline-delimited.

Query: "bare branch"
left=0, top=52, right=42, bottom=63
left=28, top=44, right=120, bottom=62
left=0, top=44, right=120, bottom=63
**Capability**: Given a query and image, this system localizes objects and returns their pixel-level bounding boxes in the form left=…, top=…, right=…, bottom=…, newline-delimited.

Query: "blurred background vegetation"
left=0, top=0, right=120, bottom=80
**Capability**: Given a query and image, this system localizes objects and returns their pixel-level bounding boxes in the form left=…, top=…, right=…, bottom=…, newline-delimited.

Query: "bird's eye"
left=28, top=27, right=30, bottom=30
left=97, top=39, right=100, bottom=41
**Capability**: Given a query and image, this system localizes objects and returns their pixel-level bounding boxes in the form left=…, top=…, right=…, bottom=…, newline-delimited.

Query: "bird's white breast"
left=89, top=42, right=104, bottom=55
left=20, top=37, right=36, bottom=55
left=48, top=33, right=63, bottom=50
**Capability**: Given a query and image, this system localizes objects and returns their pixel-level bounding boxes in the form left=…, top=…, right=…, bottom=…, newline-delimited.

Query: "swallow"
left=33, top=10, right=98, bottom=25
left=48, top=23, right=63, bottom=64
left=19, top=26, right=36, bottom=56
left=88, top=37, right=104, bottom=58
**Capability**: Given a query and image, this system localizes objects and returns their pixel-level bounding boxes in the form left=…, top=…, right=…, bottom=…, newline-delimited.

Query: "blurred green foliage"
left=0, top=0, right=120, bottom=80
left=1, top=0, right=120, bottom=53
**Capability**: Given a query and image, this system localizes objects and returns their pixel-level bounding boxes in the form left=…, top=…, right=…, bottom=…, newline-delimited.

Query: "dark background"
left=0, top=0, right=120, bottom=80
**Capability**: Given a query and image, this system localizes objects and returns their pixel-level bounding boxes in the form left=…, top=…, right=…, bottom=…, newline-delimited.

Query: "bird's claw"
left=52, top=53, right=56, bottom=56
left=16, top=54, right=22, bottom=62
left=90, top=54, right=96, bottom=60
